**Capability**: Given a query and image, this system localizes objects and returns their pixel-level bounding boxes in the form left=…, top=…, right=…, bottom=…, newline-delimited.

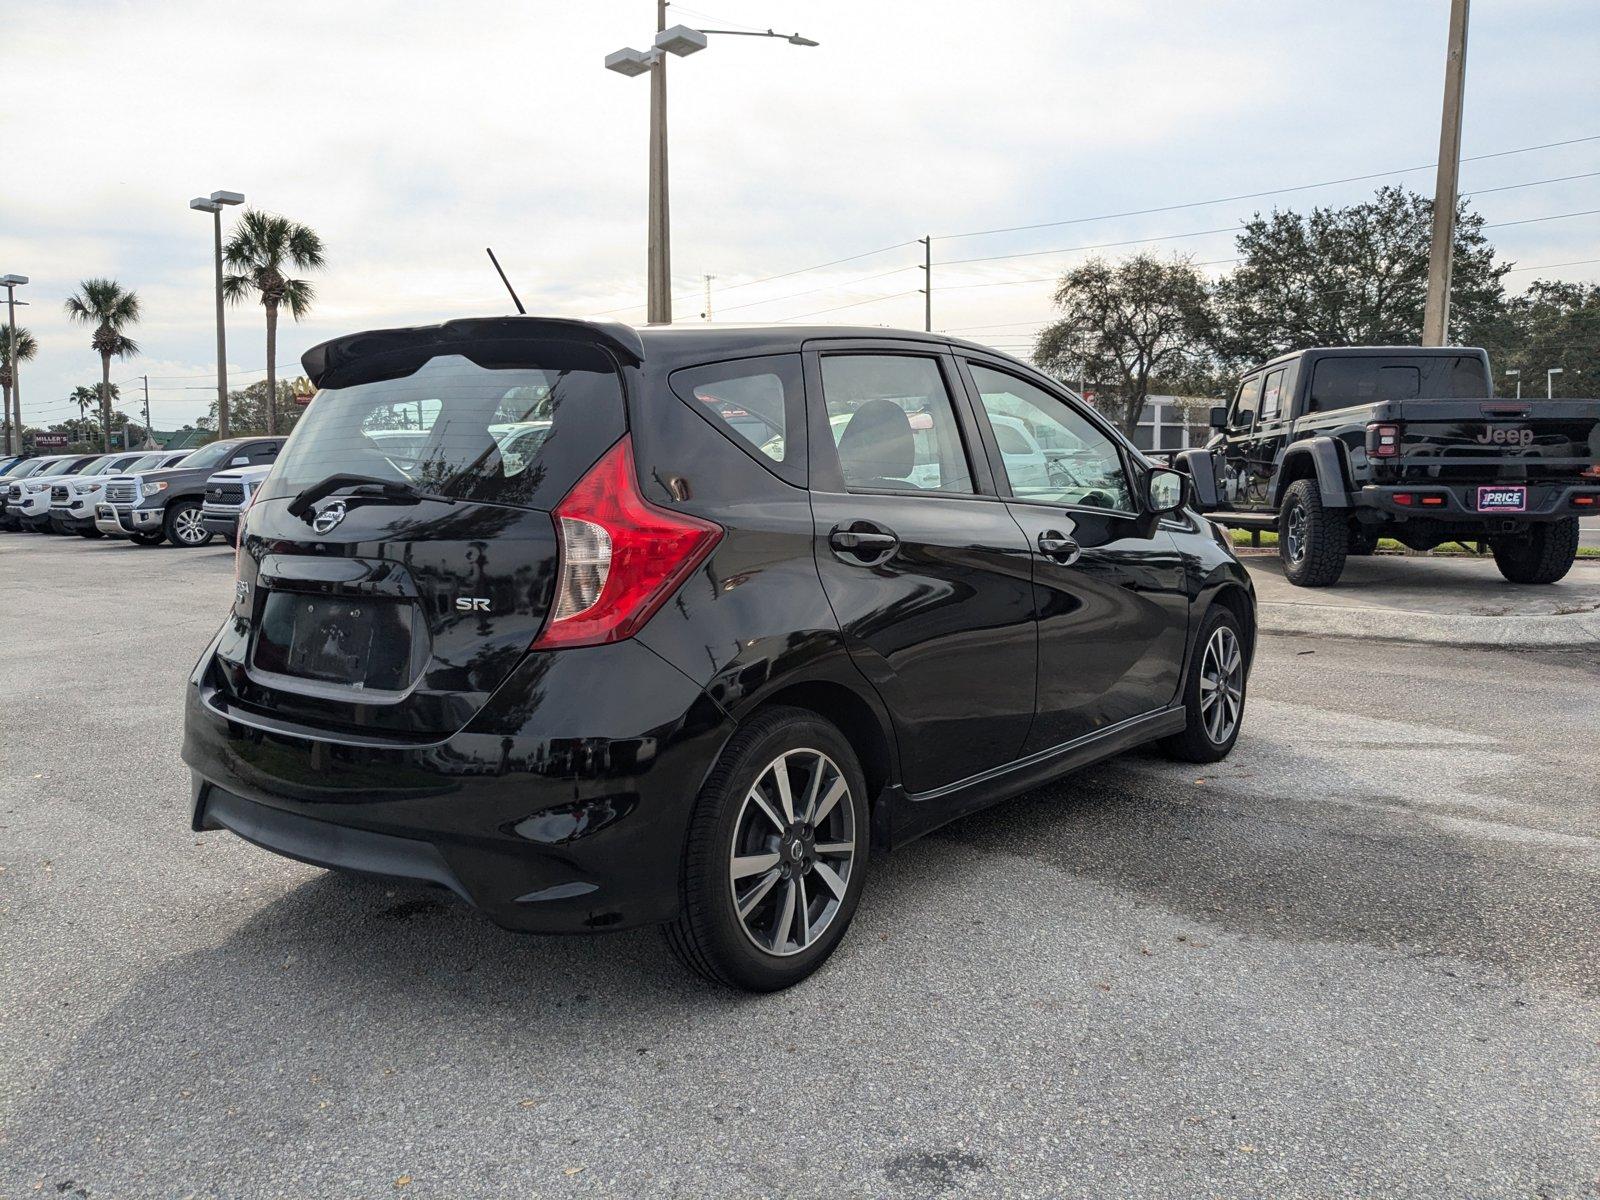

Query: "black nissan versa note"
left=183, top=317, right=1255, bottom=990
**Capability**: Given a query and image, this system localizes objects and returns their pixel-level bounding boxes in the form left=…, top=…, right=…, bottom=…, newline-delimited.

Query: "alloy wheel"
left=729, top=748, right=856, bottom=957
left=172, top=507, right=208, bottom=545
left=1284, top=501, right=1307, bottom=564
left=1199, top=625, right=1244, bottom=745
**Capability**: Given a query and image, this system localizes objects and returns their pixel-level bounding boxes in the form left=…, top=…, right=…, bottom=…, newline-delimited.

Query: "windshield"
left=126, top=453, right=166, bottom=471
left=8, top=459, right=52, bottom=480
left=257, top=346, right=625, bottom=509
left=79, top=455, right=125, bottom=477
left=169, top=440, right=239, bottom=472
left=32, top=459, right=78, bottom=478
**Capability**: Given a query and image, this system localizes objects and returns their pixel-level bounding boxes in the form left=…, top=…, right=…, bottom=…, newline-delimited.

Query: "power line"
left=1503, top=256, right=1600, bottom=274
left=773, top=290, right=920, bottom=322
left=712, top=265, right=918, bottom=316
left=1483, top=207, right=1600, bottom=229
left=935, top=134, right=1600, bottom=242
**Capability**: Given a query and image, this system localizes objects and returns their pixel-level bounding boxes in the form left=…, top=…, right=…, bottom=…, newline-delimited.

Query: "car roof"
left=302, top=316, right=1035, bottom=386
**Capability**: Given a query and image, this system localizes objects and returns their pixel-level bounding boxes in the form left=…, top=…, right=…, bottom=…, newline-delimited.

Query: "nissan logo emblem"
left=311, top=500, right=348, bottom=534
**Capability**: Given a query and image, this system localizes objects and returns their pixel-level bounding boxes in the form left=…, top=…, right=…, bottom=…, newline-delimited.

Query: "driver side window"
left=1229, top=376, right=1262, bottom=432
left=965, top=363, right=1133, bottom=511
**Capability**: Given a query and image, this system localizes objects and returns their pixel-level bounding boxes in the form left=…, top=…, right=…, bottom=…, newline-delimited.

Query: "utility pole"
left=142, top=375, right=153, bottom=445
left=919, top=236, right=932, bottom=332
left=647, top=0, right=671, bottom=324
left=1422, top=0, right=1470, bottom=346
left=702, top=273, right=715, bottom=321
left=1, top=274, right=26, bottom=456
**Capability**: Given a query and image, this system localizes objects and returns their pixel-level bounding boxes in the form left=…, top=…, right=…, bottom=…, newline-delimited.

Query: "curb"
left=1256, top=601, right=1600, bottom=647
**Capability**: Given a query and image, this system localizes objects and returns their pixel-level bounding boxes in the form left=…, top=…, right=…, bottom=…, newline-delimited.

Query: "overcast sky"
left=5, top=0, right=1598, bottom=430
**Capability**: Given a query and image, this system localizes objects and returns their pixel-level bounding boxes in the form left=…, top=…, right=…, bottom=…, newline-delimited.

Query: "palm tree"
left=0, top=323, right=38, bottom=455
left=64, top=279, right=141, bottom=452
left=223, top=210, right=325, bottom=436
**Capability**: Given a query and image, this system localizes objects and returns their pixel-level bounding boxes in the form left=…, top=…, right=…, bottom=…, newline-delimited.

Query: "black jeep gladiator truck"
left=1173, top=346, right=1600, bottom=586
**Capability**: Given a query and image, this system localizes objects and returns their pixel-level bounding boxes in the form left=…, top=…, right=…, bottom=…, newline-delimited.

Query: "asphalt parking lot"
left=2, top=534, right=1597, bottom=1199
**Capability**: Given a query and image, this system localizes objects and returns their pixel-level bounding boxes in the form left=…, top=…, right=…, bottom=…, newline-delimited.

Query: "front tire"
left=1160, top=606, right=1248, bottom=763
left=164, top=500, right=213, bottom=548
left=1279, top=478, right=1346, bottom=586
left=1490, top=518, right=1579, bottom=584
left=664, top=706, right=870, bottom=991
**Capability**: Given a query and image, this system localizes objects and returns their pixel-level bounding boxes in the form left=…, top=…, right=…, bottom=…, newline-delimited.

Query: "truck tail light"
left=1368, top=423, right=1402, bottom=458
left=1575, top=495, right=1597, bottom=507
left=534, top=436, right=722, bottom=650
left=1393, top=493, right=1414, bottom=506
left=1420, top=494, right=1446, bottom=507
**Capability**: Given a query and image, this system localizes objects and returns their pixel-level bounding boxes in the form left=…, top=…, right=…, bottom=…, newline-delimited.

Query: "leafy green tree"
left=1033, top=253, right=1216, bottom=437
left=63, top=279, right=141, bottom=452
left=223, top=211, right=325, bottom=438
left=1476, top=280, right=1600, bottom=398
left=210, top=375, right=313, bottom=435
left=1, top=322, right=38, bottom=455
left=1210, top=186, right=1507, bottom=365
left=70, top=383, right=115, bottom=424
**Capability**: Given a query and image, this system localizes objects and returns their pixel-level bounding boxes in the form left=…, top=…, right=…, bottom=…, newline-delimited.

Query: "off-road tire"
left=664, top=706, right=870, bottom=992
left=1160, top=605, right=1248, bottom=763
left=1490, top=517, right=1580, bottom=585
left=1279, top=478, right=1346, bottom=587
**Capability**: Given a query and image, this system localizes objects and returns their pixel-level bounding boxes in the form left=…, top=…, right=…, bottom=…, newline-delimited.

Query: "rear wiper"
left=286, top=473, right=455, bottom=520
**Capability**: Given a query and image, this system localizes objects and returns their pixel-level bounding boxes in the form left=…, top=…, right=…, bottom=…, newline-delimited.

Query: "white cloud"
left=4, top=0, right=1597, bottom=427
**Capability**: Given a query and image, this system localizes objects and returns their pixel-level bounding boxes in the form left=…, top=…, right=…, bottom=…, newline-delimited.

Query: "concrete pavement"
left=1244, top=553, right=1600, bottom=646
left=2, top=534, right=1597, bottom=1198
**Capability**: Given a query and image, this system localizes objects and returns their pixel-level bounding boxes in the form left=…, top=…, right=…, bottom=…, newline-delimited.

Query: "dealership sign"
left=34, top=433, right=69, bottom=448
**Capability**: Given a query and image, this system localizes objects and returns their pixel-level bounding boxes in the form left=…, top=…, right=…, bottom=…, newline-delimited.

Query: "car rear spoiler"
left=301, top=317, right=646, bottom=388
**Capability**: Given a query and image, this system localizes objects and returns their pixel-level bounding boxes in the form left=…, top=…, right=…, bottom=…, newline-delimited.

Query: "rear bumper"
left=1356, top=482, right=1600, bottom=521
left=183, top=635, right=734, bottom=935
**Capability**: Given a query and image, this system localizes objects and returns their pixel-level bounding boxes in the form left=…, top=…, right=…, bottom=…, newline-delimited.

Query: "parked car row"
left=0, top=436, right=285, bottom=548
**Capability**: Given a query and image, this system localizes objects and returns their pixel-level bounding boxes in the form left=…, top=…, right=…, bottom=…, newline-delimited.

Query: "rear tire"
left=664, top=706, right=870, bottom=991
left=1160, top=606, right=1248, bottom=763
left=1279, top=478, right=1346, bottom=587
left=164, top=500, right=213, bottom=548
left=1490, top=518, right=1579, bottom=584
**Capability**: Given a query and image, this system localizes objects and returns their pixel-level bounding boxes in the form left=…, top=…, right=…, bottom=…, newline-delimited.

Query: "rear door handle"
left=829, top=522, right=899, bottom=565
left=1037, top=530, right=1082, bottom=565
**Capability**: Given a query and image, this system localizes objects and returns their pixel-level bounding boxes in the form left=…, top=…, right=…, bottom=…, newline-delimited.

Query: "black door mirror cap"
left=1208, top=406, right=1228, bottom=429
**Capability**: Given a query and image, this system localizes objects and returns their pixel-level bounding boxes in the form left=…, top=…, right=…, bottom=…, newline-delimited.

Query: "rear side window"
left=819, top=354, right=974, bottom=494
left=669, top=354, right=805, bottom=486
left=255, top=343, right=625, bottom=510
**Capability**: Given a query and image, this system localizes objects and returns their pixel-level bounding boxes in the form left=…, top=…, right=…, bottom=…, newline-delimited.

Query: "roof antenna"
left=485, top=247, right=526, bottom=314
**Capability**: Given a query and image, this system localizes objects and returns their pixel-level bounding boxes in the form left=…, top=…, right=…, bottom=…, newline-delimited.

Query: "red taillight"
left=1420, top=494, right=1446, bottom=507
left=1369, top=423, right=1402, bottom=458
left=1575, top=494, right=1597, bottom=507
left=1393, top=493, right=1414, bottom=506
left=533, top=436, right=722, bottom=650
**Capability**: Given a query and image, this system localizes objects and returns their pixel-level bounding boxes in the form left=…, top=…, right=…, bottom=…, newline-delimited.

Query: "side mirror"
left=1208, top=406, right=1228, bottom=429
left=1147, top=467, right=1186, bottom=514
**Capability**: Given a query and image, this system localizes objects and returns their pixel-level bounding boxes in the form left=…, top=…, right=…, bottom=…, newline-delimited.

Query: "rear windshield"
left=173, top=441, right=244, bottom=472
left=255, top=344, right=624, bottom=510
left=1309, top=354, right=1488, bottom=409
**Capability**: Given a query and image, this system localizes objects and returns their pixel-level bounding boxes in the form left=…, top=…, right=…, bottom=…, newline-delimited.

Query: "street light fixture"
left=1, top=274, right=27, bottom=456
left=191, top=189, right=244, bottom=438
left=605, top=9, right=818, bottom=325
left=1505, top=368, right=1521, bottom=400
left=1547, top=366, right=1563, bottom=399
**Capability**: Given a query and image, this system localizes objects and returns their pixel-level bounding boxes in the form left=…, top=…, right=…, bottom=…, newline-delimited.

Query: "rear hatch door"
left=212, top=327, right=628, bottom=740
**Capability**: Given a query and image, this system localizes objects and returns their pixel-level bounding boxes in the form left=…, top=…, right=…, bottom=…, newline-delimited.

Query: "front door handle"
left=1037, top=530, right=1082, bottom=565
left=829, top=522, right=899, bottom=565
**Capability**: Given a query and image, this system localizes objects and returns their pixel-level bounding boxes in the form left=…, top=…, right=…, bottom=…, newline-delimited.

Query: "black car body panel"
left=183, top=318, right=1254, bottom=936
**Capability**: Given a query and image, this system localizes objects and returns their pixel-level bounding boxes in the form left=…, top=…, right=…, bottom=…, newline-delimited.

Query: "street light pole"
left=1505, top=368, right=1521, bottom=400
left=191, top=190, right=244, bottom=438
left=606, top=15, right=817, bottom=326
left=1422, top=0, right=1470, bottom=346
left=1547, top=367, right=1563, bottom=399
left=1, top=274, right=27, bottom=456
